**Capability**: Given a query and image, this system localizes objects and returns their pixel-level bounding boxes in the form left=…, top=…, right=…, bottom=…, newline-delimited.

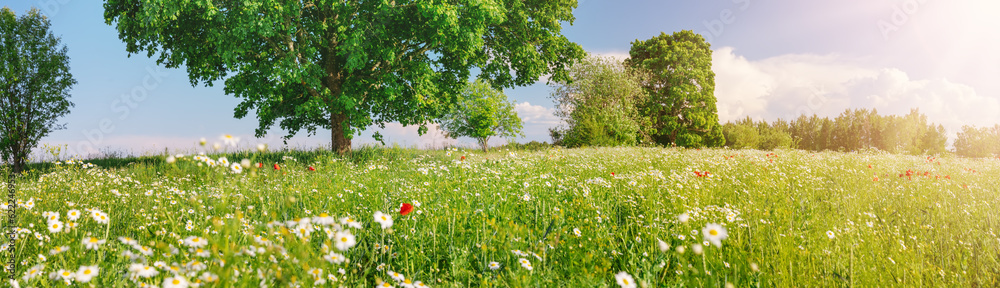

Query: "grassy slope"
left=2, top=147, right=998, bottom=287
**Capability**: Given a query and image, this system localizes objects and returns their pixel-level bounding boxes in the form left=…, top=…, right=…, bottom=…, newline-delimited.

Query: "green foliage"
left=549, top=55, right=647, bottom=148
left=438, top=80, right=523, bottom=152
left=776, top=108, right=947, bottom=155
left=0, top=7, right=76, bottom=174
left=722, top=123, right=758, bottom=149
left=500, top=140, right=553, bottom=151
left=627, top=31, right=724, bottom=148
left=103, top=0, right=585, bottom=153
left=954, top=125, right=1000, bottom=158
left=722, top=117, right=792, bottom=150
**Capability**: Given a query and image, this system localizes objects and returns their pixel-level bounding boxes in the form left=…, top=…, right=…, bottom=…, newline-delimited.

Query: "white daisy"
left=75, top=265, right=99, bottom=283
left=615, top=271, right=637, bottom=288
left=374, top=211, right=393, bottom=229
left=702, top=223, right=729, bottom=248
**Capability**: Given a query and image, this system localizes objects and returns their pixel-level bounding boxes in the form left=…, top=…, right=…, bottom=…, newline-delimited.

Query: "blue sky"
left=6, top=0, right=999, bottom=158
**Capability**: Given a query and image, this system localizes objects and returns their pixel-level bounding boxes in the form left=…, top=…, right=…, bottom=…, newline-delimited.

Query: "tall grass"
left=1, top=147, right=998, bottom=287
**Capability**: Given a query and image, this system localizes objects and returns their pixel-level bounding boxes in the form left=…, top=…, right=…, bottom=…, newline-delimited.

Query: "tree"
left=1, top=7, right=76, bottom=175
left=439, top=80, right=523, bottom=152
left=104, top=0, right=585, bottom=154
left=627, top=31, right=724, bottom=148
left=549, top=55, right=647, bottom=147
left=954, top=125, right=999, bottom=158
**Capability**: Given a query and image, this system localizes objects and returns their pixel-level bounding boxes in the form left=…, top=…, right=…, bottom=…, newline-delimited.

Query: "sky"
left=5, top=0, right=999, bottom=159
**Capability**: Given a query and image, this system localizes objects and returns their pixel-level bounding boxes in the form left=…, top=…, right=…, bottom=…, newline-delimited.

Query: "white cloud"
left=515, top=102, right=562, bottom=125
left=712, top=46, right=1000, bottom=140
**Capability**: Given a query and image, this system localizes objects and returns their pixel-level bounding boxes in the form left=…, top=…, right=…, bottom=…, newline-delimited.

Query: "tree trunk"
left=331, top=112, right=351, bottom=155
left=480, top=137, right=489, bottom=152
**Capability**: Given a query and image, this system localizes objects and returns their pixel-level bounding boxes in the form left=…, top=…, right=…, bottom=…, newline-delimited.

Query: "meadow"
left=1, top=146, right=998, bottom=287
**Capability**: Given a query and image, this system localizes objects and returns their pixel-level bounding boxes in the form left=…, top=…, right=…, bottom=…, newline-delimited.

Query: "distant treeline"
left=722, top=108, right=999, bottom=157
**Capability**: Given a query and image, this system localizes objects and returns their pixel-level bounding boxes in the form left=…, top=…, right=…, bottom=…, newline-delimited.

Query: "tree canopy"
left=104, top=0, right=585, bottom=153
left=438, top=79, right=522, bottom=152
left=549, top=55, right=647, bottom=147
left=627, top=31, right=723, bottom=148
left=1, top=7, right=76, bottom=174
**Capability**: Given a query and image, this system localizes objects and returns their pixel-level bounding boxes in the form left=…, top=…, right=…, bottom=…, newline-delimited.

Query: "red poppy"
left=611, top=172, right=615, bottom=176
left=256, top=163, right=263, bottom=168
left=460, top=156, right=466, bottom=161
left=399, top=203, right=414, bottom=215
left=308, top=166, right=316, bottom=171
left=273, top=164, right=280, bottom=170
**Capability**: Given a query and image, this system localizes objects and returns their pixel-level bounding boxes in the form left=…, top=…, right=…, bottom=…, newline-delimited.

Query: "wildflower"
left=826, top=231, right=835, bottom=239
left=489, top=262, right=500, bottom=270
left=43, top=211, right=59, bottom=222
left=315, top=213, right=336, bottom=225
left=692, top=243, right=703, bottom=255
left=52, top=269, right=75, bottom=283
left=388, top=271, right=405, bottom=282
left=702, top=223, right=729, bottom=248
left=183, top=236, right=208, bottom=248
left=221, top=134, right=239, bottom=147
left=308, top=268, right=323, bottom=279
left=750, top=262, right=759, bottom=272
left=136, top=245, right=154, bottom=256
left=63, top=212, right=82, bottom=224
left=334, top=231, right=357, bottom=251
left=273, top=164, right=280, bottom=170
left=376, top=281, right=394, bottom=288
left=400, top=203, right=413, bottom=216
left=257, top=143, right=267, bottom=152
left=47, top=221, right=64, bottom=233
left=324, top=252, right=347, bottom=264
left=130, top=264, right=159, bottom=278
left=341, top=217, right=363, bottom=229
left=677, top=213, right=689, bottom=223
left=118, top=236, right=138, bottom=246
left=91, top=211, right=109, bottom=224
left=230, top=163, right=243, bottom=174
left=292, top=224, right=314, bottom=239
left=199, top=138, right=206, bottom=146
left=573, top=228, right=582, bottom=237
left=308, top=166, right=316, bottom=171
left=657, top=238, right=670, bottom=252
left=49, top=246, right=69, bottom=255
left=518, top=258, right=533, bottom=270
left=75, top=265, right=99, bottom=283
left=166, top=155, right=176, bottom=164
left=615, top=271, right=637, bottom=288
left=414, top=281, right=429, bottom=288
left=22, top=264, right=43, bottom=281
left=163, top=275, right=189, bottom=288
left=374, top=211, right=393, bottom=229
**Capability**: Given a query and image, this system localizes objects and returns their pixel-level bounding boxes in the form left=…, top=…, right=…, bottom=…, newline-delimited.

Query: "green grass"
left=2, top=146, right=998, bottom=287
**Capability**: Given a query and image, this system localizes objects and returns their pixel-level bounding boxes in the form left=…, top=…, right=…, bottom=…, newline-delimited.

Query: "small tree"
left=1, top=7, right=76, bottom=174
left=439, top=80, right=523, bottom=152
left=549, top=55, right=648, bottom=147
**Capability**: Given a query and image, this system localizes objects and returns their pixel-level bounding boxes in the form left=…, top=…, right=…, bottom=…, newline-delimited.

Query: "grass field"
left=2, top=146, right=999, bottom=287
